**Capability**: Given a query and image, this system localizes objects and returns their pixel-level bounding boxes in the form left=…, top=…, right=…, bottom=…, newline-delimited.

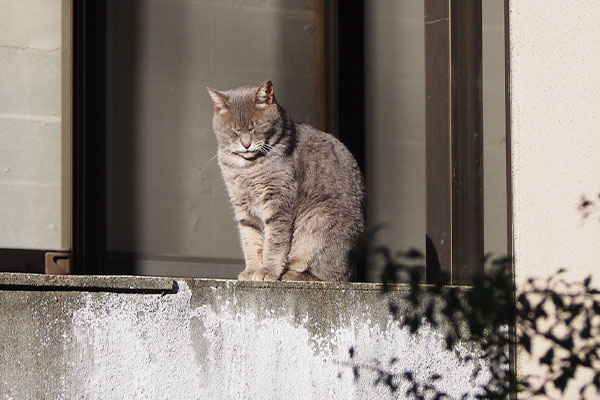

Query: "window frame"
left=68, top=0, right=511, bottom=284
left=424, top=0, right=484, bottom=285
left=72, top=0, right=107, bottom=275
left=0, top=0, right=73, bottom=274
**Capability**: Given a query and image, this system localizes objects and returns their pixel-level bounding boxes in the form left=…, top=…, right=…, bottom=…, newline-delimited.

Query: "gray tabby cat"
left=207, top=80, right=364, bottom=282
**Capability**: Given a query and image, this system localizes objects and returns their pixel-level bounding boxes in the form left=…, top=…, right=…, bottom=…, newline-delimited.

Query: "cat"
left=207, top=80, right=364, bottom=282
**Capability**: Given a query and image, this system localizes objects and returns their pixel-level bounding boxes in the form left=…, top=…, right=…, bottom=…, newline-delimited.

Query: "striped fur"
left=207, top=80, right=364, bottom=282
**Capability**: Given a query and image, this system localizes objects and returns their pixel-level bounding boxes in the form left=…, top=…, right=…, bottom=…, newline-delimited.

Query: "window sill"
left=0, top=272, right=177, bottom=294
left=0, top=272, right=427, bottom=293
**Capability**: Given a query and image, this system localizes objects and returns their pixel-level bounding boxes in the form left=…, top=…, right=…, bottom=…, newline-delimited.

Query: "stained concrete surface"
left=0, top=274, right=490, bottom=399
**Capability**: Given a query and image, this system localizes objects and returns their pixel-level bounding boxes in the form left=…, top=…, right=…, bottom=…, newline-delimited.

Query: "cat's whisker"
left=196, top=153, right=220, bottom=178
left=223, top=148, right=234, bottom=157
left=261, top=146, right=273, bottom=157
left=262, top=143, right=283, bottom=157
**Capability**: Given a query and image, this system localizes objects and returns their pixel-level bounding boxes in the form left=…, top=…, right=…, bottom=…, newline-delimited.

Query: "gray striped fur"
left=207, top=80, right=364, bottom=282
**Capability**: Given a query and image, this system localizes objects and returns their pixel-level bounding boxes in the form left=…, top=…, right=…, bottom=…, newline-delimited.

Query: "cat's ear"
left=254, top=80, right=275, bottom=109
left=207, top=87, right=229, bottom=114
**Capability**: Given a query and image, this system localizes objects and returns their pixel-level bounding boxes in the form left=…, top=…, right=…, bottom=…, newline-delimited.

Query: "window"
left=2, top=0, right=509, bottom=285
left=76, top=0, right=327, bottom=276
left=0, top=0, right=71, bottom=273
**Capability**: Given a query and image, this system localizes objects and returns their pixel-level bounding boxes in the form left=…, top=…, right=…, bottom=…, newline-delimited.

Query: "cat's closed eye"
left=254, top=123, right=269, bottom=132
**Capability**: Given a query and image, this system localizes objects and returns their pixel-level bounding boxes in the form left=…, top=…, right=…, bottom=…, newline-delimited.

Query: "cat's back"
left=294, top=123, right=364, bottom=210
left=290, top=122, right=364, bottom=281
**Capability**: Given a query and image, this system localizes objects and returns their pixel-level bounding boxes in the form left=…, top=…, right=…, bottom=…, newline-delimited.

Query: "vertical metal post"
left=425, top=0, right=483, bottom=285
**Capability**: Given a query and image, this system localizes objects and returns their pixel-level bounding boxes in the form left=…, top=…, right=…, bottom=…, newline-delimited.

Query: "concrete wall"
left=0, top=273, right=491, bottom=400
left=364, top=0, right=507, bottom=280
left=0, top=0, right=63, bottom=249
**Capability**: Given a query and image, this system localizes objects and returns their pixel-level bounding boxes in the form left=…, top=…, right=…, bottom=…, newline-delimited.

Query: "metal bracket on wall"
left=45, top=252, right=73, bottom=275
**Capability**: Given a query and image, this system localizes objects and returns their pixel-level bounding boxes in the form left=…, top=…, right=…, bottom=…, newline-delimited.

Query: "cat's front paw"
left=238, top=269, right=254, bottom=280
left=253, top=270, right=278, bottom=281
left=238, top=268, right=279, bottom=281
left=238, top=269, right=278, bottom=281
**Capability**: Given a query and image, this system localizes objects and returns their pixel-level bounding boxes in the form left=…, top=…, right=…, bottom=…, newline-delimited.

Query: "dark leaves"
left=592, top=301, right=600, bottom=315
left=521, top=334, right=531, bottom=354
left=554, top=368, right=573, bottom=392
left=540, top=348, right=554, bottom=365
left=346, top=238, right=600, bottom=400
left=593, top=372, right=600, bottom=389
left=550, top=292, right=564, bottom=309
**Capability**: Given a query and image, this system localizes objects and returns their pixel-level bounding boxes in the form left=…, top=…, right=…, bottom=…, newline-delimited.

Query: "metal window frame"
left=71, top=0, right=107, bottom=275
left=425, top=0, right=485, bottom=285
left=68, top=0, right=513, bottom=285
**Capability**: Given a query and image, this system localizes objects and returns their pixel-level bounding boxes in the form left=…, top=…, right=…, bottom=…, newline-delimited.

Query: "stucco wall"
left=0, top=274, right=491, bottom=400
left=508, top=0, right=600, bottom=284
left=508, top=1, right=600, bottom=396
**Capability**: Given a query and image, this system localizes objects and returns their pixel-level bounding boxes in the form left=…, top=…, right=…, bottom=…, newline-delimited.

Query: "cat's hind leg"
left=288, top=228, right=352, bottom=282
left=280, top=257, right=320, bottom=281
left=280, top=270, right=319, bottom=281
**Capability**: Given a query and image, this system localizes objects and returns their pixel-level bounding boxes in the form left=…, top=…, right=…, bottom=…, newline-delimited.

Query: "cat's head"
left=207, top=80, right=283, bottom=160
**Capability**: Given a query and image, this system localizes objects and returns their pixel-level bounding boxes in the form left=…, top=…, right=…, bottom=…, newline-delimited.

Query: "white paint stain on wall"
left=67, top=282, right=489, bottom=399
left=194, top=297, right=488, bottom=399
left=71, top=283, right=203, bottom=399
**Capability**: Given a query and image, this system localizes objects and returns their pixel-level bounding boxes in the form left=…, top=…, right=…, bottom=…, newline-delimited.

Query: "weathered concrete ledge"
left=0, top=272, right=178, bottom=293
left=0, top=273, right=489, bottom=399
left=0, top=272, right=408, bottom=292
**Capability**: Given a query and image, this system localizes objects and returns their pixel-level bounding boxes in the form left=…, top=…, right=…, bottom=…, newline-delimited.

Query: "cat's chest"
left=223, top=165, right=295, bottom=213
left=233, top=176, right=269, bottom=205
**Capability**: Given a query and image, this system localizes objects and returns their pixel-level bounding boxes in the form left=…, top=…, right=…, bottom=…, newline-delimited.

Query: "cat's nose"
left=241, top=137, right=252, bottom=149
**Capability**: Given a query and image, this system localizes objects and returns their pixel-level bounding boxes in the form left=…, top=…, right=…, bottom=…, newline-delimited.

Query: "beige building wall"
left=508, top=1, right=600, bottom=396
left=0, top=0, right=63, bottom=249
left=509, top=0, right=600, bottom=285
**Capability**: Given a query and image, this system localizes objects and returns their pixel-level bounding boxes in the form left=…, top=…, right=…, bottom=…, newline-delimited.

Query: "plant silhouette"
left=344, top=239, right=600, bottom=399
